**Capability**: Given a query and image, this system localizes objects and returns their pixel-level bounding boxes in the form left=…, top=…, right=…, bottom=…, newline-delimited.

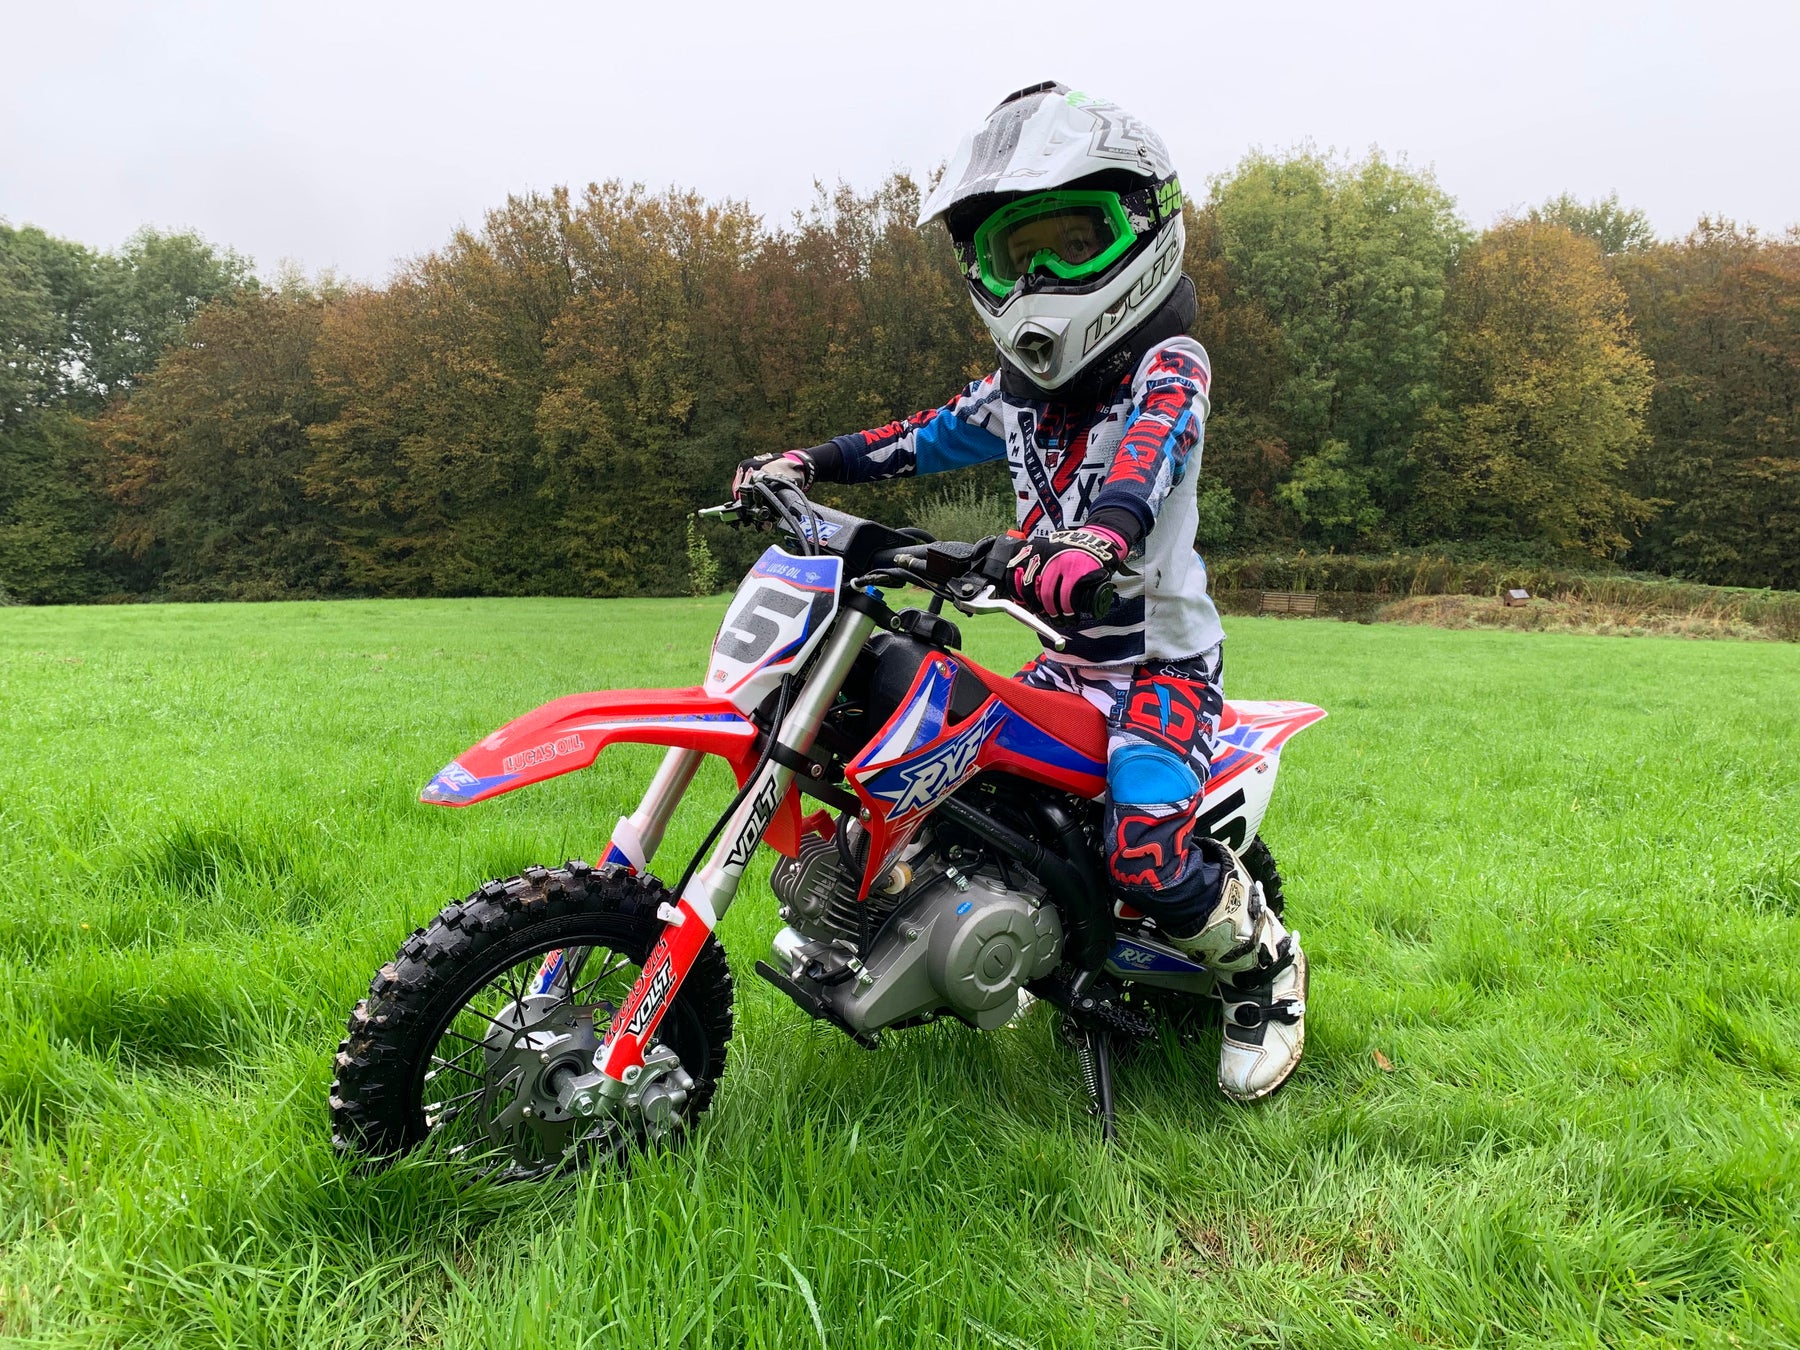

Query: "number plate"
left=707, top=549, right=842, bottom=713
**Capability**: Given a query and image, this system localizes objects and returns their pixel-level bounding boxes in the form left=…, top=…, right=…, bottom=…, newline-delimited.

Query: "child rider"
left=734, top=82, right=1305, bottom=1101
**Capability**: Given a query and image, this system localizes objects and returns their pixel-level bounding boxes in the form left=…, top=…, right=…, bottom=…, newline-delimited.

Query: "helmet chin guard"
left=919, top=83, right=1188, bottom=393
left=1008, top=318, right=1068, bottom=379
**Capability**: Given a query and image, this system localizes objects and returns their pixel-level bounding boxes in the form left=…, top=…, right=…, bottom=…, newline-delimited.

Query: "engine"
left=768, top=827, right=1063, bottom=1035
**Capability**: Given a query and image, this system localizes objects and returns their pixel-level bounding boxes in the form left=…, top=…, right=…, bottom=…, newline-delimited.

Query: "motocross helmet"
left=918, top=82, right=1187, bottom=395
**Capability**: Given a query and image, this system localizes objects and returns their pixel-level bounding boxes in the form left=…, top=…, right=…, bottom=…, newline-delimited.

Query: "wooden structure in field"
left=1260, top=590, right=1319, bottom=615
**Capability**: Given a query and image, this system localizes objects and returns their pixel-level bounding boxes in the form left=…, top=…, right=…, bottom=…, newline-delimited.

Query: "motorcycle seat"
left=956, top=657, right=1244, bottom=754
left=954, top=660, right=1107, bottom=762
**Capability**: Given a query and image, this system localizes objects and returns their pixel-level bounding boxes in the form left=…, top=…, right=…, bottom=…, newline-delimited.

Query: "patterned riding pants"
left=1016, top=647, right=1226, bottom=931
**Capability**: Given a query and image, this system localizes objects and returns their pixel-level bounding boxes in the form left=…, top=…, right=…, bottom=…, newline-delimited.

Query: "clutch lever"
left=952, top=584, right=1068, bottom=652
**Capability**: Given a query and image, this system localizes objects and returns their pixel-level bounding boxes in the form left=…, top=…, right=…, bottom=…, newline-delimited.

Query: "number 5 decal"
left=708, top=548, right=843, bottom=713
left=715, top=586, right=807, bottom=663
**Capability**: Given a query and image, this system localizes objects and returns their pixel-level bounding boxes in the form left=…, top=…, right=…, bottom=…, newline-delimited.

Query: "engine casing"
left=769, top=837, right=1063, bottom=1034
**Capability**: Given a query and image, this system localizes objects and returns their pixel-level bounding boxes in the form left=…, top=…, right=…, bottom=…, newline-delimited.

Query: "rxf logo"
left=1081, top=241, right=1178, bottom=354
left=502, top=733, right=586, bottom=774
left=877, top=703, right=1008, bottom=818
left=1109, top=942, right=1158, bottom=970
left=623, top=956, right=675, bottom=1039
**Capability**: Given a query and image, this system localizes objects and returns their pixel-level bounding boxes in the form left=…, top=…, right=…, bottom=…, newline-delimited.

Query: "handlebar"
left=706, top=480, right=1118, bottom=642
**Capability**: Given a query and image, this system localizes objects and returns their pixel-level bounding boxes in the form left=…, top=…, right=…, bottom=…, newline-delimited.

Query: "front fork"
left=559, top=608, right=876, bottom=1117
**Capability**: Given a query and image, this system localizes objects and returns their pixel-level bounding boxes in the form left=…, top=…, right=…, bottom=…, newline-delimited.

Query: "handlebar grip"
left=1071, top=574, right=1117, bottom=622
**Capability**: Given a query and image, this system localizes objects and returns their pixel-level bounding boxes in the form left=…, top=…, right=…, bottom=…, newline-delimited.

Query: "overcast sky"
left=3, top=0, right=1796, bottom=282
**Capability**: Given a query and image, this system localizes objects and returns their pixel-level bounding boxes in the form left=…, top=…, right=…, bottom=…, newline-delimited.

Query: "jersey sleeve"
left=1088, top=337, right=1213, bottom=539
left=828, top=373, right=1008, bottom=483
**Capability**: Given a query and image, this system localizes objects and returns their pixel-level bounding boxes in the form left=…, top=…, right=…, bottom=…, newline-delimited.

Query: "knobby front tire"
left=330, top=861, right=733, bottom=1181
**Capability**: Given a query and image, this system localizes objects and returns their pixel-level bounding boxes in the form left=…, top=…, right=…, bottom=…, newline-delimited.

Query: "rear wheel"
left=1242, top=835, right=1285, bottom=916
left=330, top=862, right=732, bottom=1182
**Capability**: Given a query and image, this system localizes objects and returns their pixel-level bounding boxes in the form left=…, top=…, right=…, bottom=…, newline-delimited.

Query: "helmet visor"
left=971, top=190, right=1138, bottom=299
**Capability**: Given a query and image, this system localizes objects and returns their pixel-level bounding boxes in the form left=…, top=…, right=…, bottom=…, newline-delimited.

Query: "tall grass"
left=0, top=597, right=1796, bottom=1346
left=915, top=482, right=1017, bottom=545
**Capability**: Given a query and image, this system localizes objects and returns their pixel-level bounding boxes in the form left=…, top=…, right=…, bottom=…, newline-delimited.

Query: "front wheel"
left=330, top=862, right=733, bottom=1182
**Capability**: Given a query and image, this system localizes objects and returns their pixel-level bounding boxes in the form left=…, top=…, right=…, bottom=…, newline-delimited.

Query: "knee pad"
left=1107, top=742, right=1201, bottom=808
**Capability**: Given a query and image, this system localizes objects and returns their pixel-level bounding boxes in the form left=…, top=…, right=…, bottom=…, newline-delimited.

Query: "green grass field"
left=1, top=598, right=1796, bottom=1348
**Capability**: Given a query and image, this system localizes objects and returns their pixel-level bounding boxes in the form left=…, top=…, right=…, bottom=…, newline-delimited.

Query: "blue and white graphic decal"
left=565, top=712, right=752, bottom=734
left=859, top=657, right=957, bottom=767
left=419, top=759, right=517, bottom=804
left=533, top=949, right=566, bottom=994
left=854, top=699, right=1010, bottom=823
left=794, top=515, right=843, bottom=544
left=1105, top=936, right=1210, bottom=977
left=709, top=548, right=843, bottom=714
left=991, top=714, right=1106, bottom=781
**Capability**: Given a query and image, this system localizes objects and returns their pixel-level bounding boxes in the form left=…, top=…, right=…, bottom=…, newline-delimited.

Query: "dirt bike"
left=330, top=481, right=1324, bottom=1179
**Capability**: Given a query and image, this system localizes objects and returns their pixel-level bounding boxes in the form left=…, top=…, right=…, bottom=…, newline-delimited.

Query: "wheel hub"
left=476, top=993, right=609, bottom=1165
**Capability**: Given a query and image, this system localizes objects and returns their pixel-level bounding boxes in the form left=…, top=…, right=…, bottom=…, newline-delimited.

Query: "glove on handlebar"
left=732, top=450, right=815, bottom=498
left=1008, top=524, right=1128, bottom=620
left=732, top=442, right=846, bottom=500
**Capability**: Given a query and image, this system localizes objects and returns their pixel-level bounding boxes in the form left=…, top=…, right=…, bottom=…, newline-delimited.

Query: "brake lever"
left=953, top=585, right=1069, bottom=652
left=697, top=501, right=741, bottom=521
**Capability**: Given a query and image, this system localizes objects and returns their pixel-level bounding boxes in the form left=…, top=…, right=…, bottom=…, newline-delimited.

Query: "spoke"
left=432, top=1036, right=489, bottom=1058
left=427, top=1056, right=486, bottom=1085
left=452, top=1001, right=535, bottom=1042
left=555, top=945, right=591, bottom=995
left=573, top=952, right=631, bottom=1002
left=424, top=1085, right=486, bottom=1110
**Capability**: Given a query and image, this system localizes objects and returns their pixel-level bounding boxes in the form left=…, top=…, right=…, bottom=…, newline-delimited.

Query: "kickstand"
left=1077, top=1028, right=1117, bottom=1143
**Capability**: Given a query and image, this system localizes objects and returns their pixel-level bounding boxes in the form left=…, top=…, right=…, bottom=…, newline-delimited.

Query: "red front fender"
left=419, top=686, right=758, bottom=807
left=417, top=687, right=825, bottom=859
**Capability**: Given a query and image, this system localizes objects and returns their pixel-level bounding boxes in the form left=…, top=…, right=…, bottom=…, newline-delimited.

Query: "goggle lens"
left=972, top=191, right=1139, bottom=298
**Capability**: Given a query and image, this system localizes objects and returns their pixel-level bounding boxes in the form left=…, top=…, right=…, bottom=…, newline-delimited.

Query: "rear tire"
left=330, top=861, right=732, bottom=1180
left=1242, top=835, right=1285, bottom=916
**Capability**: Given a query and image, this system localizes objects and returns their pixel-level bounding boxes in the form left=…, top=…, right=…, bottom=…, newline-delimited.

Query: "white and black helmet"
left=918, top=82, right=1188, bottom=395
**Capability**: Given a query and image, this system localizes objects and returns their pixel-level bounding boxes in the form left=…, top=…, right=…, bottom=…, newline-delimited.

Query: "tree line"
left=3, top=153, right=1796, bottom=604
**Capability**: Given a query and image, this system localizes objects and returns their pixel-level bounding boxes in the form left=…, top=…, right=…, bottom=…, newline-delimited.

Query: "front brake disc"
left=477, top=993, right=607, bottom=1168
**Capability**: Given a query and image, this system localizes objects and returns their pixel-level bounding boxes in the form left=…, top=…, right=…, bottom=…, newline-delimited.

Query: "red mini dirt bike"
left=331, top=482, right=1324, bottom=1178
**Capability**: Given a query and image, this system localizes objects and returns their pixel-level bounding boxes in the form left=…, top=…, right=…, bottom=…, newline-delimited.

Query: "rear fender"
left=1197, top=700, right=1328, bottom=851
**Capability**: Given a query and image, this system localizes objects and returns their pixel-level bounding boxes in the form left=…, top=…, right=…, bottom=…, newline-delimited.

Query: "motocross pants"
left=1015, top=648, right=1226, bottom=932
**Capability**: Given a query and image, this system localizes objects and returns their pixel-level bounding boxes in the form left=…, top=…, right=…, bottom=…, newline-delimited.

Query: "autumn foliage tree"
left=1413, top=221, right=1653, bottom=554
left=1617, top=223, right=1800, bottom=588
left=6, top=159, right=1797, bottom=602
left=1204, top=152, right=1467, bottom=546
left=102, top=285, right=340, bottom=598
left=0, top=224, right=247, bottom=600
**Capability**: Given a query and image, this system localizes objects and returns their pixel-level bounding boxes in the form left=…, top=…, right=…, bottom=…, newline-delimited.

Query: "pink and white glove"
left=1007, top=525, right=1128, bottom=620
left=732, top=450, right=815, bottom=499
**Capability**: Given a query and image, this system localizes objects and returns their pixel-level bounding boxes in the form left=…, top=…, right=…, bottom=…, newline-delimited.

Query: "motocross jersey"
left=826, top=336, right=1225, bottom=666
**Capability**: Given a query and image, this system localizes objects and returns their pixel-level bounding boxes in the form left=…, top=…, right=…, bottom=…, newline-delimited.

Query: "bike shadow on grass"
left=728, top=994, right=1243, bottom=1143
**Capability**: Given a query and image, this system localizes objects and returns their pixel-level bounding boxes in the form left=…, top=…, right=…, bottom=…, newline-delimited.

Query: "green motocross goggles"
left=969, top=179, right=1181, bottom=299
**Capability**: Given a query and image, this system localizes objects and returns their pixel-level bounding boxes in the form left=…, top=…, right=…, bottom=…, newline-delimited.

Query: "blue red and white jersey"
left=827, top=336, right=1226, bottom=666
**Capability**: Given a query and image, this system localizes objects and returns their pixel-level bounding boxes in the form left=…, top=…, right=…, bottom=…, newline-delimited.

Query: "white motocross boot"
left=1162, top=842, right=1307, bottom=1102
